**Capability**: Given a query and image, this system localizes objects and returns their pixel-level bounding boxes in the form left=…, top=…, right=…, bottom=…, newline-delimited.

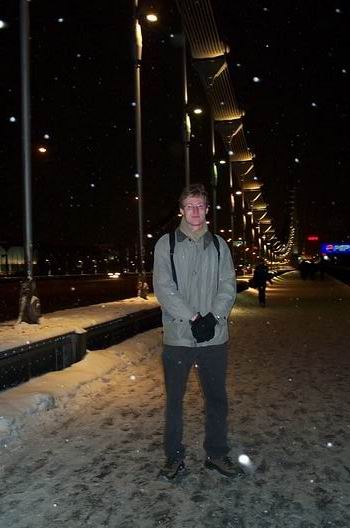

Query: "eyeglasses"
left=183, top=204, right=206, bottom=211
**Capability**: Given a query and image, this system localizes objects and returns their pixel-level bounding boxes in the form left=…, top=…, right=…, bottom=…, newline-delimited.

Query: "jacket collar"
left=176, top=226, right=214, bottom=250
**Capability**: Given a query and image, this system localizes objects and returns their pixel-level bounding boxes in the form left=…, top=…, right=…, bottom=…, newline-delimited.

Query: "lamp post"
left=184, top=111, right=191, bottom=190
left=182, top=35, right=191, bottom=190
left=210, top=116, right=218, bottom=233
left=20, top=0, right=33, bottom=282
left=18, top=0, right=40, bottom=324
left=234, top=190, right=244, bottom=268
left=133, top=2, right=144, bottom=279
left=132, top=2, right=158, bottom=297
left=241, top=190, right=247, bottom=271
left=247, top=210, right=254, bottom=268
left=228, top=160, right=235, bottom=256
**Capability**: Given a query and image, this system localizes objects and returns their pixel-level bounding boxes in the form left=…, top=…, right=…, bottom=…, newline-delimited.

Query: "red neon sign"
left=307, top=236, right=319, bottom=241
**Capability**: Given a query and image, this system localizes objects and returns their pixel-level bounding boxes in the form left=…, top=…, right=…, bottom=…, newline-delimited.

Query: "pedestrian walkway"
left=0, top=271, right=349, bottom=528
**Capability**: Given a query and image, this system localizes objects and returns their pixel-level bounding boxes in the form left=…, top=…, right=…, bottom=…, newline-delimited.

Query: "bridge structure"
left=176, top=0, right=297, bottom=268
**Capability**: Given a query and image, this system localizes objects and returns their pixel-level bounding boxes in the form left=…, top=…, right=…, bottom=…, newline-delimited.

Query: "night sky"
left=1, top=0, right=349, bottom=258
left=215, top=0, right=350, bottom=243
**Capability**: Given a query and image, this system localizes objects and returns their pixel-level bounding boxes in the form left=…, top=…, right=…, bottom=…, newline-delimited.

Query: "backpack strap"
left=169, top=231, right=178, bottom=289
left=212, top=234, right=220, bottom=290
left=212, top=234, right=220, bottom=263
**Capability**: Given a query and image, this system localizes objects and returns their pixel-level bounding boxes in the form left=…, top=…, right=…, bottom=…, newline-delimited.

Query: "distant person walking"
left=299, top=259, right=310, bottom=280
left=153, top=183, right=237, bottom=480
left=253, top=258, right=270, bottom=306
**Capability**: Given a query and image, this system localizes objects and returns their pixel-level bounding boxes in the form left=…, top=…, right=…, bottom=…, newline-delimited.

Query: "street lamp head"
left=146, top=13, right=158, bottom=22
left=193, top=107, right=203, bottom=115
left=38, top=147, right=47, bottom=153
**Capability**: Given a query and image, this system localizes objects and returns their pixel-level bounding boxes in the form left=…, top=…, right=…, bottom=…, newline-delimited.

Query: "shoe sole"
left=204, top=460, right=236, bottom=478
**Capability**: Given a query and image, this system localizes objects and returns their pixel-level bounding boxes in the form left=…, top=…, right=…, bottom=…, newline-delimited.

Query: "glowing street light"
left=38, top=146, right=47, bottom=153
left=145, top=13, right=158, bottom=22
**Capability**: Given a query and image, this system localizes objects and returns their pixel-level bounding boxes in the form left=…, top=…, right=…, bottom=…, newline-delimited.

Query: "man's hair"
left=179, top=183, right=208, bottom=208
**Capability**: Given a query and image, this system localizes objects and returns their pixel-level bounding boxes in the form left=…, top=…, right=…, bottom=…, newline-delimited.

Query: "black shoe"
left=205, top=456, right=237, bottom=478
left=159, top=458, right=186, bottom=480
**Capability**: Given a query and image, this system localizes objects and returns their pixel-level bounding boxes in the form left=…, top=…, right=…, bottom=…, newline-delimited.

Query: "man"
left=153, top=183, right=236, bottom=480
left=252, top=258, right=270, bottom=306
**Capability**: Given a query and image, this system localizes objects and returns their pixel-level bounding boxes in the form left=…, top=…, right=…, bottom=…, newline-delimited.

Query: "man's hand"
left=190, top=312, right=218, bottom=343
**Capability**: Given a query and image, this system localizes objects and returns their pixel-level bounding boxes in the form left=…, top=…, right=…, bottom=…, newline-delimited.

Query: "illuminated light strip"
left=241, top=163, right=254, bottom=176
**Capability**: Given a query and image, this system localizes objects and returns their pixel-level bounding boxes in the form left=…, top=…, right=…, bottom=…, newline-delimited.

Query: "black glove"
left=190, top=312, right=218, bottom=343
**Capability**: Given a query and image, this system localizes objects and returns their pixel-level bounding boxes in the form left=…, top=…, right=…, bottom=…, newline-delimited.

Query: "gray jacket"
left=153, top=229, right=236, bottom=347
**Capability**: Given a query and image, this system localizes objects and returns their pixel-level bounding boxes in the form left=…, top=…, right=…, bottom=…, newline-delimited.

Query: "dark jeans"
left=162, top=342, right=229, bottom=461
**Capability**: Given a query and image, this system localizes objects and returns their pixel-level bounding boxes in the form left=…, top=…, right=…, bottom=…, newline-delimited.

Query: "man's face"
left=180, top=195, right=208, bottom=230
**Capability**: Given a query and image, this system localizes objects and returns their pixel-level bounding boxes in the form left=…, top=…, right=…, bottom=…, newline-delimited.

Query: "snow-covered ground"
left=1, top=271, right=350, bottom=528
left=0, top=295, right=159, bottom=441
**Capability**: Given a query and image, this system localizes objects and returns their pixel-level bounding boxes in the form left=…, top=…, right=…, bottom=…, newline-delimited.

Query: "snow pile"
left=0, top=295, right=159, bottom=352
left=0, top=328, right=162, bottom=446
